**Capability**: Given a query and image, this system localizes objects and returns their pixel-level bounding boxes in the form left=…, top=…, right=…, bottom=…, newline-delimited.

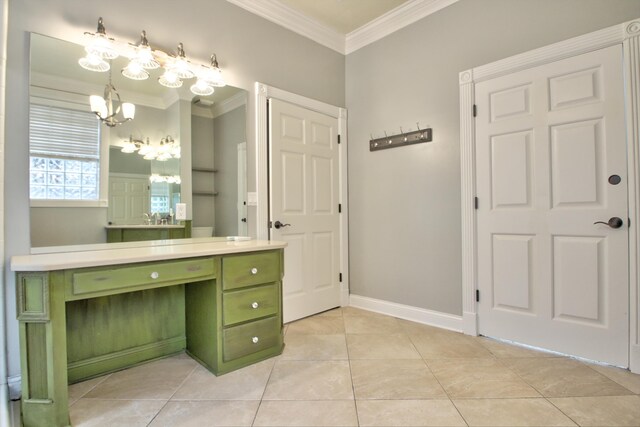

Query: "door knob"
left=594, top=217, right=624, bottom=229
left=273, top=220, right=291, bottom=229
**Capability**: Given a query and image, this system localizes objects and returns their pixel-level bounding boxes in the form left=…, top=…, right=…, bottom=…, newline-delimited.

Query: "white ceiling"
left=277, top=0, right=409, bottom=34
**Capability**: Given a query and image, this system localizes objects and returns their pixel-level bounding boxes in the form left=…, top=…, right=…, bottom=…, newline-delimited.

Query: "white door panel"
left=476, top=44, right=629, bottom=366
left=270, top=99, right=341, bottom=323
left=108, top=175, right=150, bottom=224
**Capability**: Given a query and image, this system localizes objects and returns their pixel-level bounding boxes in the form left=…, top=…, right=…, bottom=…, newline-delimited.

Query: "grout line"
left=544, top=397, right=580, bottom=427
left=250, top=355, right=279, bottom=426
left=145, top=354, right=200, bottom=426
left=343, top=310, right=361, bottom=427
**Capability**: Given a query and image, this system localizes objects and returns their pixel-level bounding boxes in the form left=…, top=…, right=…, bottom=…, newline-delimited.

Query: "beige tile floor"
left=59, top=307, right=640, bottom=426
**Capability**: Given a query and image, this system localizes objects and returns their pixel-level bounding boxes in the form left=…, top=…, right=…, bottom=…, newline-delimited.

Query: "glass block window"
left=29, top=103, right=101, bottom=200
left=150, top=182, right=170, bottom=214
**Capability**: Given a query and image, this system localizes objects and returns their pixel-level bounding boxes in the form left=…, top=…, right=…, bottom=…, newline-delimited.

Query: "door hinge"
left=268, top=221, right=272, bottom=228
left=629, top=217, right=632, bottom=228
left=473, top=104, right=477, bottom=117
left=338, top=203, right=342, bottom=213
left=339, top=273, right=343, bottom=282
left=338, top=134, right=341, bottom=144
left=474, top=197, right=479, bottom=209
left=476, top=289, right=480, bottom=302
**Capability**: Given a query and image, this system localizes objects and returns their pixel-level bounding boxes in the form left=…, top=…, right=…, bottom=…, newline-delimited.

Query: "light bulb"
left=122, top=61, right=149, bottom=80
left=79, top=53, right=110, bottom=72
left=158, top=69, right=182, bottom=88
left=190, top=78, right=214, bottom=96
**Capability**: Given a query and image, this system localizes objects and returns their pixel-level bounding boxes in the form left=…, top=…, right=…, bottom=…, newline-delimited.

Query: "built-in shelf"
left=193, top=191, right=218, bottom=196
left=192, top=167, right=218, bottom=173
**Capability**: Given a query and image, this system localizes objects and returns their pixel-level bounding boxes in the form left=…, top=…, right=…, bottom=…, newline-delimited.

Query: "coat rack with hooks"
left=369, top=123, right=433, bottom=152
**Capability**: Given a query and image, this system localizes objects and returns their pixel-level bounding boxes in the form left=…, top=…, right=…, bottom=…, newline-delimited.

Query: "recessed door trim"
left=459, top=17, right=640, bottom=372
left=255, top=83, right=349, bottom=307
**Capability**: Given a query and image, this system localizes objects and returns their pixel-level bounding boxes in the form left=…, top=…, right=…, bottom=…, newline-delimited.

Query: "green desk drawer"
left=222, top=316, right=280, bottom=361
left=222, top=251, right=280, bottom=290
left=69, top=257, right=215, bottom=299
left=223, top=283, right=278, bottom=326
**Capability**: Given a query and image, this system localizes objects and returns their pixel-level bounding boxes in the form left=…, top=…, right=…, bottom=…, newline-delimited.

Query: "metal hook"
left=417, top=122, right=424, bottom=139
left=400, top=126, right=408, bottom=142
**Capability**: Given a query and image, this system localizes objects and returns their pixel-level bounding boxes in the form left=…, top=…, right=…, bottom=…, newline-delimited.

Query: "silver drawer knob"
left=250, top=267, right=258, bottom=275
left=252, top=336, right=259, bottom=344
left=251, top=302, right=259, bottom=309
left=150, top=272, right=159, bottom=279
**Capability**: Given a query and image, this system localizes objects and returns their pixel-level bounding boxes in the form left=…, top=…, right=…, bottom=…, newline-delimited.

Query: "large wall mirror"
left=29, top=33, right=248, bottom=248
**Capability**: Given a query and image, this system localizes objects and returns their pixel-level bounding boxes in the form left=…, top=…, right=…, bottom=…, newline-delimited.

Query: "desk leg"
left=17, top=272, right=69, bottom=427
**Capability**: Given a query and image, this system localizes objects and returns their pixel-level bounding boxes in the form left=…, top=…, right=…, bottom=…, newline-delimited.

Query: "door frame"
left=254, top=82, right=350, bottom=307
left=459, top=18, right=640, bottom=372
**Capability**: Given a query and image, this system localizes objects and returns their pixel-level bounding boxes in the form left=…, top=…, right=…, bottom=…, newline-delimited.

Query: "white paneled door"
left=108, top=175, right=150, bottom=224
left=269, top=99, right=341, bottom=323
left=476, top=45, right=629, bottom=366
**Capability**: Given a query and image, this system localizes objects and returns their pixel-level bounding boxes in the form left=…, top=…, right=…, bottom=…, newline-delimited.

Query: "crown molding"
left=226, top=0, right=345, bottom=54
left=212, top=91, right=247, bottom=118
left=346, top=0, right=459, bottom=54
left=226, top=0, right=458, bottom=55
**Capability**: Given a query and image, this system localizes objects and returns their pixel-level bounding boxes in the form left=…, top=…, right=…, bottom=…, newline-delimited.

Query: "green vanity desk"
left=105, top=221, right=192, bottom=242
left=11, top=238, right=286, bottom=427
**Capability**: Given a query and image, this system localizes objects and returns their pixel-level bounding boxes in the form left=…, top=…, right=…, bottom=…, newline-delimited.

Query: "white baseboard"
left=349, top=294, right=463, bottom=332
left=7, top=375, right=20, bottom=400
left=462, top=311, right=478, bottom=336
left=630, top=344, right=640, bottom=374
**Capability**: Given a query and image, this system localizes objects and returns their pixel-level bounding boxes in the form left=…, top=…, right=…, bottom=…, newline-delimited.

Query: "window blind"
left=29, top=103, right=100, bottom=159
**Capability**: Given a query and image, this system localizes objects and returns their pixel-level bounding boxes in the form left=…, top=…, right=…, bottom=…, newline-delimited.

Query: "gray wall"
left=30, top=207, right=107, bottom=247
left=346, top=0, right=640, bottom=316
left=5, top=0, right=344, bottom=382
left=191, top=114, right=216, bottom=228
left=214, top=106, right=246, bottom=236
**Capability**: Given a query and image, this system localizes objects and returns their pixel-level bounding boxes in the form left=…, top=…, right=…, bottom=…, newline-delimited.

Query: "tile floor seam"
left=250, top=347, right=280, bottom=427
left=145, top=355, right=199, bottom=426
left=580, top=362, right=637, bottom=395
left=68, top=373, right=112, bottom=408
left=419, top=349, right=470, bottom=426
left=343, top=311, right=362, bottom=427
left=543, top=396, right=582, bottom=427
left=496, top=357, right=551, bottom=398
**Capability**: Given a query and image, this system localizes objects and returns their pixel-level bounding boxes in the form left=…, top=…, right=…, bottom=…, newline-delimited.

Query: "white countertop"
left=12, top=238, right=287, bottom=272
left=105, top=224, right=185, bottom=229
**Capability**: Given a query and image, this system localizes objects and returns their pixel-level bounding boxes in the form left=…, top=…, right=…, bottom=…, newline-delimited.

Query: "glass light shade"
left=84, top=34, right=119, bottom=60
left=121, top=103, right=135, bottom=120
left=122, top=61, right=149, bottom=80
left=143, top=150, right=157, bottom=160
left=171, top=58, right=195, bottom=80
left=79, top=53, right=110, bottom=72
left=89, top=95, right=108, bottom=118
left=190, top=78, right=214, bottom=96
left=121, top=141, right=138, bottom=153
left=156, top=153, right=170, bottom=161
left=158, top=70, right=183, bottom=88
left=135, top=46, right=160, bottom=69
left=207, top=67, right=225, bottom=87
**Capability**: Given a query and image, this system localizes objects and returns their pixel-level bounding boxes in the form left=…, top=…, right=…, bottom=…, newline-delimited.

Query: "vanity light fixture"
left=120, top=136, right=148, bottom=153
left=79, top=17, right=226, bottom=96
left=81, top=17, right=119, bottom=60
left=90, top=68, right=135, bottom=127
left=190, top=55, right=225, bottom=96
left=149, top=174, right=181, bottom=184
left=120, top=135, right=180, bottom=161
